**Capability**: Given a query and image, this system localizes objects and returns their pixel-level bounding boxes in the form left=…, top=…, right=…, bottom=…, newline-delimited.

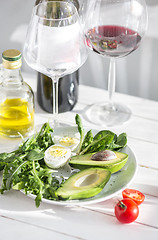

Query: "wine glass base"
left=85, top=102, right=131, bottom=127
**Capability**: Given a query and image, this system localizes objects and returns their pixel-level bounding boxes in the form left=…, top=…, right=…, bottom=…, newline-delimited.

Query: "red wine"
left=86, top=25, right=141, bottom=57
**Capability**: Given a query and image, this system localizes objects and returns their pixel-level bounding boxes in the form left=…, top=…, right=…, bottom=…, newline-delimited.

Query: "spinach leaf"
left=115, top=133, right=127, bottom=149
left=81, top=130, right=93, bottom=152
left=108, top=133, right=127, bottom=150
left=80, top=130, right=115, bottom=155
left=74, top=113, right=127, bottom=155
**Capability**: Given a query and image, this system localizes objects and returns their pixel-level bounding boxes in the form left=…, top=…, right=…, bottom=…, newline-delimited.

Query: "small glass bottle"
left=0, top=49, right=34, bottom=138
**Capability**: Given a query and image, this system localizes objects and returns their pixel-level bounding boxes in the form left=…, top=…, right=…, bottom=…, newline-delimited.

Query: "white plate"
left=23, top=125, right=137, bottom=206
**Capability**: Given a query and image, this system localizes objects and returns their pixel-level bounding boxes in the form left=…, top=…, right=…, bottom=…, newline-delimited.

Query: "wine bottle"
left=35, top=0, right=80, bottom=113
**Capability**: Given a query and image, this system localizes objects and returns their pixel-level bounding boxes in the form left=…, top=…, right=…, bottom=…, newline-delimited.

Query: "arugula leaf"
left=36, top=122, right=54, bottom=150
left=19, top=122, right=54, bottom=152
left=75, top=114, right=84, bottom=154
left=0, top=151, right=17, bottom=171
left=20, top=135, right=37, bottom=152
left=1, top=155, right=28, bottom=192
left=32, top=161, right=44, bottom=207
left=0, top=122, right=60, bottom=207
left=27, top=149, right=44, bottom=161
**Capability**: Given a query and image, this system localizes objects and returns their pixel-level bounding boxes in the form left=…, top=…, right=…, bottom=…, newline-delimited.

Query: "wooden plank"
left=0, top=214, right=81, bottom=240
left=78, top=85, right=158, bottom=121
left=0, top=196, right=157, bottom=240
left=128, top=138, right=158, bottom=169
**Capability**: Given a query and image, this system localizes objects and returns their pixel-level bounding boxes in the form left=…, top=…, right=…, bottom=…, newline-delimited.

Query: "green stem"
left=6, top=159, right=27, bottom=189
left=32, top=161, right=44, bottom=189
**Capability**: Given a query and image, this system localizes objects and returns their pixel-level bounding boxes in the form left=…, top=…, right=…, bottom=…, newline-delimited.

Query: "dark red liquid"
left=86, top=25, right=141, bottom=57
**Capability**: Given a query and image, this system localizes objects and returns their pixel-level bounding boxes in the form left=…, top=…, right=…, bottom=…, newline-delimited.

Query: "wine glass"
left=82, top=0, right=148, bottom=126
left=23, top=1, right=87, bottom=123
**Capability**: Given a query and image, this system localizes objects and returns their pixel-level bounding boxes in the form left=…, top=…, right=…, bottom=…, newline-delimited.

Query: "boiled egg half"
left=53, top=134, right=80, bottom=152
left=44, top=144, right=71, bottom=169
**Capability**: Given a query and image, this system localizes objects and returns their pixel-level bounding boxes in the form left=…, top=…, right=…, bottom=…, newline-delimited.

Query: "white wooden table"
left=0, top=74, right=158, bottom=240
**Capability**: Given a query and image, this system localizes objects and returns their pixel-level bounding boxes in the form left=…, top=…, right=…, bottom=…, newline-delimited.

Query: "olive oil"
left=0, top=98, right=34, bottom=137
left=0, top=49, right=34, bottom=138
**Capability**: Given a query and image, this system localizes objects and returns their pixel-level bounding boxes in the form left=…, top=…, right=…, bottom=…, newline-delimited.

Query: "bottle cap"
left=2, top=49, right=22, bottom=69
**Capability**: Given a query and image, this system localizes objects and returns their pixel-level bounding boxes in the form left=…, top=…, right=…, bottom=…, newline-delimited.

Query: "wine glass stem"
left=108, top=58, right=116, bottom=110
left=51, top=77, right=59, bottom=116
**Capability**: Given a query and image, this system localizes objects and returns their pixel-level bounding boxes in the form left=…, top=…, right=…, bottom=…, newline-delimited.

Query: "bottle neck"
left=2, top=67, right=23, bottom=85
left=35, top=0, right=79, bottom=11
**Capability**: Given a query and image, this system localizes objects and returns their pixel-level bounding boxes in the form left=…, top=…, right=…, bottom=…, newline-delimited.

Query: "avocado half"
left=56, top=168, right=111, bottom=200
left=69, top=151, right=128, bottom=173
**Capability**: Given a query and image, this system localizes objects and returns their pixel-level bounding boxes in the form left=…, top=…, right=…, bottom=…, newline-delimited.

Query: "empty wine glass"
left=82, top=0, right=148, bottom=126
left=23, top=1, right=87, bottom=123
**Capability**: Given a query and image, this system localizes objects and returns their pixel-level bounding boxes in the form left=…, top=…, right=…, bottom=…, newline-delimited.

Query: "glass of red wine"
left=82, top=0, right=148, bottom=126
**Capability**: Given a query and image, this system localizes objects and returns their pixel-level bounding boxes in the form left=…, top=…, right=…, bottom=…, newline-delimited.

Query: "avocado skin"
left=69, top=151, right=128, bottom=173
left=56, top=168, right=111, bottom=200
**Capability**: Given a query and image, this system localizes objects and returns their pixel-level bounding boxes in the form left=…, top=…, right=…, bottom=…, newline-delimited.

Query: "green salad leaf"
left=79, top=130, right=115, bottom=155
left=0, top=122, right=60, bottom=207
left=26, top=149, right=44, bottom=161
left=81, top=130, right=93, bottom=152
left=78, top=129, right=127, bottom=155
left=107, top=133, right=127, bottom=150
left=0, top=115, right=127, bottom=207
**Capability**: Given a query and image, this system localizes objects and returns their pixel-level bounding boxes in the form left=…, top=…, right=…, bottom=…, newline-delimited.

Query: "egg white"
left=53, top=133, right=80, bottom=151
left=44, top=144, right=71, bottom=169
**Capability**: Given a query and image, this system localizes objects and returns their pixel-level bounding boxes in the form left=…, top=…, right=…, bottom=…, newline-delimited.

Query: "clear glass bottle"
left=0, top=49, right=34, bottom=138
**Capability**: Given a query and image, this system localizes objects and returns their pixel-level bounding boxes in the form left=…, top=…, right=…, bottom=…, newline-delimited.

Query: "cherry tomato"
left=122, top=189, right=145, bottom=205
left=114, top=198, right=139, bottom=224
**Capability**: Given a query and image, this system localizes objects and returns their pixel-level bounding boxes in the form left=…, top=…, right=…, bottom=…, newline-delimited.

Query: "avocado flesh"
left=69, top=151, right=128, bottom=173
left=56, top=168, right=111, bottom=200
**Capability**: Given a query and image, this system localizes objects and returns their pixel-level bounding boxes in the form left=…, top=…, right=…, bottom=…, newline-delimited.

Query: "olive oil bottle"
left=35, top=0, right=80, bottom=113
left=0, top=49, right=34, bottom=138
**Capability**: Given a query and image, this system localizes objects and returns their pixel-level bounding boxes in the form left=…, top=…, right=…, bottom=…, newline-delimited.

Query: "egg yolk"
left=48, top=146, right=67, bottom=157
left=59, top=137, right=78, bottom=147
